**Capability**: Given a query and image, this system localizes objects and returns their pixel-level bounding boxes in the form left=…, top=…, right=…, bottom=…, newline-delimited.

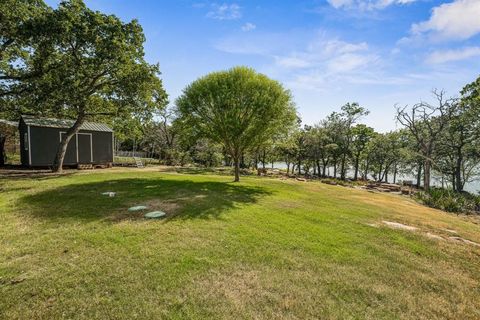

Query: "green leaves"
left=175, top=66, right=297, bottom=180
left=1, top=0, right=167, bottom=122
left=176, top=66, right=297, bottom=158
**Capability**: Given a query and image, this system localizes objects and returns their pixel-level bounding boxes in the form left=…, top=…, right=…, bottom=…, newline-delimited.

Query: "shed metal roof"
left=22, top=115, right=113, bottom=132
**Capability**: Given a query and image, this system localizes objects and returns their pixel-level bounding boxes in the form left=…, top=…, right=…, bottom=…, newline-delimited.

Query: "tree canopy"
left=1, top=0, right=167, bottom=172
left=175, top=66, right=297, bottom=181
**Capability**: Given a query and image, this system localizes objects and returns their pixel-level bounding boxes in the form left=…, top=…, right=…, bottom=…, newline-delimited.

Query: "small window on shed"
left=24, top=133, right=28, bottom=150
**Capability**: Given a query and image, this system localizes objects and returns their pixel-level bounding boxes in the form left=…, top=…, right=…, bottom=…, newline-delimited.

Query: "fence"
left=115, top=150, right=148, bottom=158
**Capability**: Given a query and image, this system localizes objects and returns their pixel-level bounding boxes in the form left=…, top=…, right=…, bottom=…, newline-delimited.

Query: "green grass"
left=1, top=168, right=480, bottom=319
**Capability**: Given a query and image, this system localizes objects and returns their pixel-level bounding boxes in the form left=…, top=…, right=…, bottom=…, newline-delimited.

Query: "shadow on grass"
left=18, top=177, right=271, bottom=223
left=159, top=166, right=256, bottom=177
left=0, top=168, right=78, bottom=181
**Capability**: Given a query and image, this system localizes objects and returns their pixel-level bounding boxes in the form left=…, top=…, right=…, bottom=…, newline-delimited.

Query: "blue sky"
left=47, top=0, right=480, bottom=131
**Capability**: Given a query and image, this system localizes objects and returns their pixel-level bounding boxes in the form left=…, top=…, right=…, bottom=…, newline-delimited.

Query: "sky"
left=46, top=0, right=480, bottom=132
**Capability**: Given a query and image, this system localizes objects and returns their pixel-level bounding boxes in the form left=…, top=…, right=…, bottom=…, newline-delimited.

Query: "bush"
left=415, top=188, right=480, bottom=214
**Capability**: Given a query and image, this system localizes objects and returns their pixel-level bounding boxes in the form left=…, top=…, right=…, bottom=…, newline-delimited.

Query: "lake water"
left=268, top=162, right=480, bottom=194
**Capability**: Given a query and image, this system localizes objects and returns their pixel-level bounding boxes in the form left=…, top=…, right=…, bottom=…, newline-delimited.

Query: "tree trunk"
left=52, top=114, right=85, bottom=173
left=316, top=160, right=321, bottom=178
left=340, top=155, right=346, bottom=180
left=455, top=151, right=463, bottom=192
left=364, top=159, right=369, bottom=180
left=0, top=135, right=6, bottom=167
left=286, top=162, right=290, bottom=175
left=353, top=154, right=360, bottom=180
left=297, top=160, right=301, bottom=175
left=333, top=161, right=337, bottom=178
left=416, top=162, right=422, bottom=188
left=262, top=150, right=266, bottom=169
left=424, top=160, right=431, bottom=191
left=393, top=163, right=397, bottom=184
left=234, top=156, right=240, bottom=182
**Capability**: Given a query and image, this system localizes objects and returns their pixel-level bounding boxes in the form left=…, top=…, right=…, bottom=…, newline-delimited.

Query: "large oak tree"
left=1, top=0, right=167, bottom=172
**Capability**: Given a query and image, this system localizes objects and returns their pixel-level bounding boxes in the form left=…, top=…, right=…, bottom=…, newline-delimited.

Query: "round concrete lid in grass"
left=144, top=211, right=166, bottom=219
left=128, top=205, right=148, bottom=212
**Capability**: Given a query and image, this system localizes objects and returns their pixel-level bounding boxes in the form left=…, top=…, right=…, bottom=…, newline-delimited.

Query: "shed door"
left=77, top=133, right=93, bottom=163
left=59, top=132, right=77, bottom=165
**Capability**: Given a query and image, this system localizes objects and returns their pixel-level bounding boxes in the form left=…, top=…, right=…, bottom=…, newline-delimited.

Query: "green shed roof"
left=22, top=115, right=113, bottom=132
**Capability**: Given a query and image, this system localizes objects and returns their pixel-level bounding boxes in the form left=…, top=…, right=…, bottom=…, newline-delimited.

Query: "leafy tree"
left=276, top=132, right=299, bottom=175
left=366, top=132, right=401, bottom=182
left=139, top=107, right=181, bottom=164
left=191, top=138, right=223, bottom=167
left=7, top=0, right=167, bottom=172
left=175, top=66, right=297, bottom=182
left=351, top=124, right=375, bottom=180
left=337, top=103, right=369, bottom=180
left=435, top=80, right=480, bottom=191
left=322, top=112, right=344, bottom=178
left=396, top=90, right=454, bottom=190
left=1, top=0, right=49, bottom=162
left=0, top=0, right=49, bottom=104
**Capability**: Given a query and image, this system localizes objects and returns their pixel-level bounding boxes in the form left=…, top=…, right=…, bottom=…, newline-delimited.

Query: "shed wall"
left=24, top=125, right=113, bottom=167
left=19, top=120, right=29, bottom=166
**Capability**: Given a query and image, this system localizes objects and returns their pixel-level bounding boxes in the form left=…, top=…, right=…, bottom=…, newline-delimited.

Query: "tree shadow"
left=0, top=167, right=77, bottom=181
left=17, top=177, right=271, bottom=223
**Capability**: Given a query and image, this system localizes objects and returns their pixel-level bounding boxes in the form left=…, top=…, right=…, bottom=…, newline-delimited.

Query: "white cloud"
left=327, top=52, right=377, bottom=73
left=215, top=31, right=381, bottom=90
left=206, top=3, right=241, bottom=20
left=427, top=47, right=480, bottom=64
left=275, top=37, right=377, bottom=74
left=275, top=56, right=311, bottom=68
left=328, top=0, right=354, bottom=9
left=411, top=0, right=480, bottom=41
left=241, top=22, right=256, bottom=32
left=316, top=39, right=368, bottom=55
left=327, top=0, right=417, bottom=10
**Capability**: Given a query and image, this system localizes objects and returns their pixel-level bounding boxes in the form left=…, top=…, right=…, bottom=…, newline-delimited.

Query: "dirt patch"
left=449, top=236, right=480, bottom=247
left=380, top=221, right=479, bottom=247
left=426, top=233, right=445, bottom=241
left=444, top=229, right=458, bottom=234
left=382, top=221, right=418, bottom=231
left=144, top=199, right=182, bottom=214
left=108, top=210, right=147, bottom=222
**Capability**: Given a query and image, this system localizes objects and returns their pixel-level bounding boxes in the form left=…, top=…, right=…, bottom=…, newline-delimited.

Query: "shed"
left=19, top=115, right=114, bottom=167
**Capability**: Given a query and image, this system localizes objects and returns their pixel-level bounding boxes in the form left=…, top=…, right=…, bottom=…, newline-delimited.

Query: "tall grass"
left=415, top=188, right=480, bottom=214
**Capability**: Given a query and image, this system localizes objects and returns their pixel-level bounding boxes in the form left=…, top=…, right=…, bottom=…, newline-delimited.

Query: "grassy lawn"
left=1, top=168, right=480, bottom=319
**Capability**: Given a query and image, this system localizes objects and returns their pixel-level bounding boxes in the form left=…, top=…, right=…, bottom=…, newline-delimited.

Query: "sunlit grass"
left=1, top=168, right=479, bottom=319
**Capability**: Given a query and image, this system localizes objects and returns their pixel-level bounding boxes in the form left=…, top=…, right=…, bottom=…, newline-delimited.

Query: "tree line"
left=1, top=0, right=480, bottom=191
left=137, top=79, right=480, bottom=190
